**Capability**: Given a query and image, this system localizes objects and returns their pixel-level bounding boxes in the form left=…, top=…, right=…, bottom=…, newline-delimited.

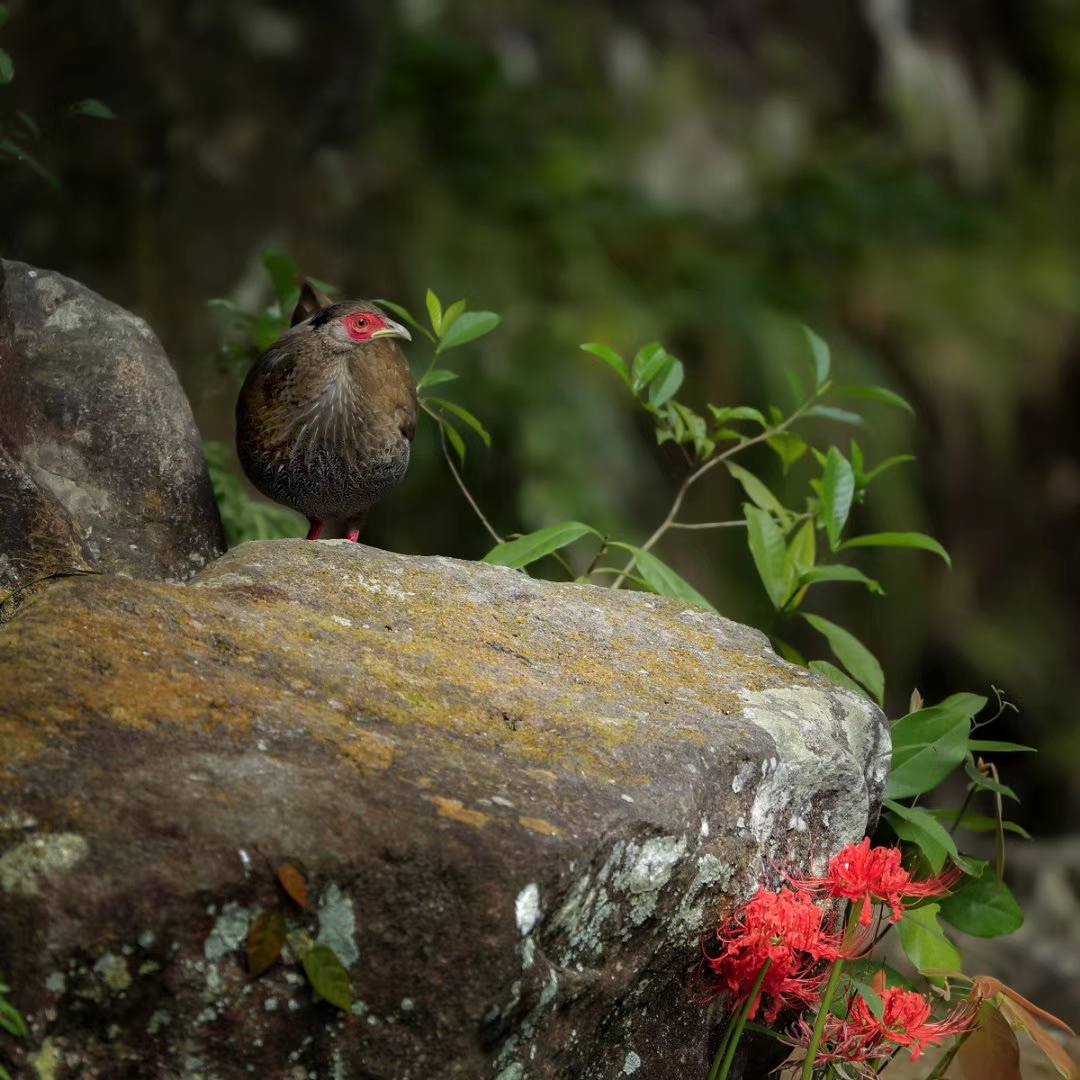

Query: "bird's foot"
left=306, top=521, right=325, bottom=541
left=345, top=528, right=361, bottom=543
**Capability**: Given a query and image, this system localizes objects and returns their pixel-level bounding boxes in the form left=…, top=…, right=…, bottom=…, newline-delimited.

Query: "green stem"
left=609, top=397, right=818, bottom=590
left=800, top=958, right=845, bottom=1080
left=708, top=961, right=771, bottom=1080
left=923, top=1030, right=971, bottom=1079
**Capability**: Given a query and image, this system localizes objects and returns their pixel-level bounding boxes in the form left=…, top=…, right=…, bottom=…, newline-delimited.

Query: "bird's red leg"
left=306, top=521, right=324, bottom=541
left=345, top=527, right=361, bottom=543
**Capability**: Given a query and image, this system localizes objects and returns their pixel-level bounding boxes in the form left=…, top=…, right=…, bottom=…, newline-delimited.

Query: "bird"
left=235, top=281, right=418, bottom=542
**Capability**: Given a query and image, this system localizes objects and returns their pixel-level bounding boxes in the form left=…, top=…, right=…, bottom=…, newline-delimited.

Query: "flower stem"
left=923, top=1030, right=971, bottom=1079
left=708, top=962, right=771, bottom=1080
left=800, top=957, right=845, bottom=1080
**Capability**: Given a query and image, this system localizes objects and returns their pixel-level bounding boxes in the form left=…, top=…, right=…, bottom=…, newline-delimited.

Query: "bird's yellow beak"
left=371, top=318, right=412, bottom=342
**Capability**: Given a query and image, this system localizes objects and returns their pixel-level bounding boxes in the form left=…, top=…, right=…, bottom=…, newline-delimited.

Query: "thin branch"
left=668, top=520, right=747, bottom=531
left=609, top=399, right=815, bottom=589
left=422, top=402, right=504, bottom=546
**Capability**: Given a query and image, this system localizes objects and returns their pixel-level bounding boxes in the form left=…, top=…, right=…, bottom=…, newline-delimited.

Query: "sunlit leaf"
left=745, top=506, right=791, bottom=610
left=247, top=909, right=286, bottom=977
left=938, top=866, right=1023, bottom=938
left=766, top=432, right=808, bottom=472
left=726, top=463, right=791, bottom=527
left=303, top=945, right=351, bottom=1011
left=427, top=398, right=491, bottom=447
left=72, top=98, right=116, bottom=119
left=373, top=298, right=435, bottom=343
left=833, top=384, right=915, bottom=415
left=883, top=798, right=958, bottom=872
left=609, top=543, right=717, bottom=613
left=896, top=903, right=961, bottom=982
left=802, top=613, right=884, bottom=705
left=839, top=531, right=952, bottom=569
left=436, top=310, right=500, bottom=353
left=482, top=522, right=600, bottom=569
left=630, top=342, right=668, bottom=394
left=796, top=564, right=884, bottom=595
left=440, top=298, right=466, bottom=337
left=708, top=405, right=767, bottom=428
left=819, top=446, right=855, bottom=551
left=647, top=355, right=685, bottom=408
left=581, top=343, right=631, bottom=388
left=782, top=518, right=816, bottom=610
left=809, top=660, right=869, bottom=698
left=803, top=325, right=831, bottom=388
left=416, top=369, right=460, bottom=390
left=886, top=693, right=984, bottom=799
left=425, top=288, right=443, bottom=334
left=277, top=862, right=310, bottom=910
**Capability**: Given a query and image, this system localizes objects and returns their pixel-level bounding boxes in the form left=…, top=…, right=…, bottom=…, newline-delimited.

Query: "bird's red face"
left=342, top=310, right=411, bottom=344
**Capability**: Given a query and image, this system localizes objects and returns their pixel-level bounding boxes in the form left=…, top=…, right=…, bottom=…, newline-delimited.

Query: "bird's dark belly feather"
left=239, top=430, right=411, bottom=522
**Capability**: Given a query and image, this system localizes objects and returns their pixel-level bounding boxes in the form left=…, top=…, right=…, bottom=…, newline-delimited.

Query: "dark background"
left=2, top=0, right=1078, bottom=833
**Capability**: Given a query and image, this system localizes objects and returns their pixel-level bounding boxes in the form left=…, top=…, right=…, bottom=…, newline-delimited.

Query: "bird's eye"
left=356, top=317, right=367, bottom=327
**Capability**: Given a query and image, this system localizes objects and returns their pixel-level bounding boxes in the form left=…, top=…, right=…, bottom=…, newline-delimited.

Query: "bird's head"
left=300, top=300, right=412, bottom=352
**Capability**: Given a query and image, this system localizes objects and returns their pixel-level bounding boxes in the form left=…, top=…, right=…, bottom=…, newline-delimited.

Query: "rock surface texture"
left=0, top=259, right=224, bottom=618
left=0, top=540, right=889, bottom=1079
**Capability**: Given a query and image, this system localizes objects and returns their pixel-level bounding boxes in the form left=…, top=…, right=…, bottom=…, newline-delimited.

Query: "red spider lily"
left=794, top=985, right=975, bottom=1067
left=702, top=887, right=841, bottom=1022
left=791, top=838, right=963, bottom=926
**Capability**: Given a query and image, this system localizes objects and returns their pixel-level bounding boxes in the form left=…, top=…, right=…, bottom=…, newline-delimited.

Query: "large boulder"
left=0, top=540, right=889, bottom=1079
left=0, top=259, right=224, bottom=618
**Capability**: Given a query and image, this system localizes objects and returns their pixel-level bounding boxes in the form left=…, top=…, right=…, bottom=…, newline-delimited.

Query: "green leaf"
left=0, top=138, right=59, bottom=189
left=966, top=740, right=1035, bottom=753
left=630, top=342, right=668, bottom=394
left=708, top=405, right=767, bottom=428
left=861, top=454, right=916, bottom=486
left=726, top=463, right=791, bottom=526
left=839, top=532, right=952, bottom=569
left=425, top=288, right=443, bottom=334
left=302, top=945, right=351, bottom=1011
left=440, top=298, right=466, bottom=337
left=609, top=543, right=717, bottom=613
left=436, top=310, right=500, bottom=354
left=745, top=505, right=790, bottom=610
left=809, top=660, right=869, bottom=698
left=373, top=298, right=435, bottom=343
left=796, top=565, right=884, bottom=595
left=819, top=446, right=855, bottom=551
left=886, top=693, right=985, bottom=799
left=0, top=6, right=8, bottom=30
left=647, top=355, right=685, bottom=408
left=0, top=48, right=13, bottom=85
left=482, top=522, right=600, bottom=569
left=416, top=369, right=460, bottom=390
left=833, top=385, right=915, bottom=415
left=443, top=419, right=466, bottom=465
left=938, top=868, right=1024, bottom=938
left=247, top=909, right=286, bottom=977
left=932, top=809, right=1032, bottom=840
left=802, top=613, right=884, bottom=705
left=896, top=903, right=961, bottom=982
left=72, top=98, right=116, bottom=119
left=15, top=109, right=39, bottom=138
left=262, top=251, right=300, bottom=309
left=427, top=398, right=490, bottom=447
left=781, top=519, right=816, bottom=610
left=581, top=343, right=631, bottom=388
left=963, top=758, right=1020, bottom=801
left=803, top=325, right=831, bottom=388
left=883, top=798, right=958, bottom=872
left=805, top=404, right=864, bottom=426
left=766, top=432, right=808, bottom=472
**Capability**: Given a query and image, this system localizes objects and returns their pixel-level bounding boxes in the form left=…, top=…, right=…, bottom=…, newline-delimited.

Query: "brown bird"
left=235, top=282, right=418, bottom=541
